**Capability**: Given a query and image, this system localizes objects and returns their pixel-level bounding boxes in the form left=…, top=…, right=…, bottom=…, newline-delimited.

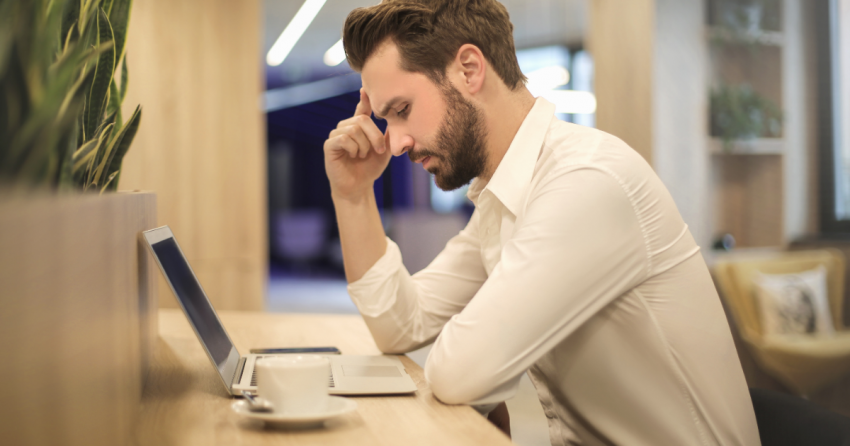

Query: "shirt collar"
left=467, top=97, right=556, bottom=215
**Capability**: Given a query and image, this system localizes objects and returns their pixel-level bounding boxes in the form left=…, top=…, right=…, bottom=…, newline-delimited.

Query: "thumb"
left=354, top=88, right=373, bottom=117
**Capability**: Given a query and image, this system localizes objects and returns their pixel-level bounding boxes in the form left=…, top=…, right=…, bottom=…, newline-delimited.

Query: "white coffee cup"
left=255, top=355, right=330, bottom=414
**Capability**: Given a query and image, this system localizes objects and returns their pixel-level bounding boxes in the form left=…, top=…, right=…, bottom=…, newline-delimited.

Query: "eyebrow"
left=374, top=96, right=404, bottom=120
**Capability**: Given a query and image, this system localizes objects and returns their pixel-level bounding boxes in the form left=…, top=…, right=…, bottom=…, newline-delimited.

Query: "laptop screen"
left=150, top=237, right=234, bottom=368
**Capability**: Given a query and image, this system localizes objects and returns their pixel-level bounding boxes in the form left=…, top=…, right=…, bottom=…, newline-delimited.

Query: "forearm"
left=345, top=213, right=487, bottom=354
left=347, top=238, right=456, bottom=354
left=333, top=190, right=388, bottom=283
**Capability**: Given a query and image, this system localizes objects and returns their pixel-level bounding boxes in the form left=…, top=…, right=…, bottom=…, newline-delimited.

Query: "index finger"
left=353, top=88, right=372, bottom=117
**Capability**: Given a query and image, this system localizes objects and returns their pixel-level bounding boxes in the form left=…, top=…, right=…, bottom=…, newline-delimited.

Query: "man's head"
left=343, top=0, right=525, bottom=90
left=342, top=0, right=527, bottom=190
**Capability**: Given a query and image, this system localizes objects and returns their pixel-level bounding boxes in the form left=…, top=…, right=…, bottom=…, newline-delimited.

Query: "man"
left=323, top=1, right=760, bottom=444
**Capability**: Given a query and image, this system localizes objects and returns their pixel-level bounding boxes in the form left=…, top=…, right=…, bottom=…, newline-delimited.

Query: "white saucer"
left=231, top=396, right=357, bottom=428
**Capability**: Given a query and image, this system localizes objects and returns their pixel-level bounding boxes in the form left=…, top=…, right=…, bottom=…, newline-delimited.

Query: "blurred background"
left=13, top=0, right=844, bottom=444
left=262, top=0, right=592, bottom=318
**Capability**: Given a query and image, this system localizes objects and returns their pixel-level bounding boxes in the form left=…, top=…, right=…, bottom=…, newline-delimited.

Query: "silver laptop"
left=142, top=225, right=418, bottom=396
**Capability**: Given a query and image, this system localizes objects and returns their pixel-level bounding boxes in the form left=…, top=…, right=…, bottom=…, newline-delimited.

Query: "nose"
left=388, top=128, right=414, bottom=157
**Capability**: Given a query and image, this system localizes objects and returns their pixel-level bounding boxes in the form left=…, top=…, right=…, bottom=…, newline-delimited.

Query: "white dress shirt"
left=348, top=98, right=760, bottom=446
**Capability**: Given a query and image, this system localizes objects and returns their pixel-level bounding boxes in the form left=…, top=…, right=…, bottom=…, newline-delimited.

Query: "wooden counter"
left=135, top=309, right=514, bottom=445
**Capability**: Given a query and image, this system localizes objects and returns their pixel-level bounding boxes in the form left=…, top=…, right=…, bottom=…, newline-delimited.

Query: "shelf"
left=705, top=0, right=787, bottom=250
left=709, top=137, right=784, bottom=155
left=706, top=26, right=784, bottom=47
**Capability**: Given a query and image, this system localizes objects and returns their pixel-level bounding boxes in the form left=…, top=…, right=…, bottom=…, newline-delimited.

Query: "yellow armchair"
left=713, top=249, right=850, bottom=396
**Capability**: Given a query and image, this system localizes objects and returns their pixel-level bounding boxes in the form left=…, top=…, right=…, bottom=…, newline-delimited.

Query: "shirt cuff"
left=346, top=237, right=404, bottom=318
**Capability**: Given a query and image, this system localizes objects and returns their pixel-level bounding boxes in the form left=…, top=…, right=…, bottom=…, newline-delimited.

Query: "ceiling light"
left=538, top=90, right=597, bottom=114
left=266, top=0, right=327, bottom=67
left=323, top=39, right=346, bottom=66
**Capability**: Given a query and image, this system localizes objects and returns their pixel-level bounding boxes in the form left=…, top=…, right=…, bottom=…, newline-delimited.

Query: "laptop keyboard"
left=250, top=356, right=335, bottom=388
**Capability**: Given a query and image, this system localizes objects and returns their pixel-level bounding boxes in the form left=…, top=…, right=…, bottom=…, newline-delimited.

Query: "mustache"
left=408, top=148, right=440, bottom=163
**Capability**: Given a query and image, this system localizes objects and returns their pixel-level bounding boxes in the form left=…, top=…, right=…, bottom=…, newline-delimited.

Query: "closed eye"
left=397, top=104, right=409, bottom=117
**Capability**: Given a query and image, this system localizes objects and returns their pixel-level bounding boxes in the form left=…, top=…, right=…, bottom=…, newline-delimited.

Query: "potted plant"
left=710, top=82, right=783, bottom=152
left=709, top=0, right=782, bottom=35
left=0, top=2, right=157, bottom=444
left=0, top=0, right=141, bottom=192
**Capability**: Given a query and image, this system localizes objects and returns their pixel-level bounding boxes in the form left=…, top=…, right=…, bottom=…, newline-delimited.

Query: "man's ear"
left=453, top=44, right=486, bottom=95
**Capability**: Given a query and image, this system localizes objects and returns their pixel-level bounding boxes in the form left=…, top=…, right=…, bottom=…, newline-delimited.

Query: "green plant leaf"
left=107, top=79, right=123, bottom=136
left=71, top=130, right=101, bottom=172
left=102, top=0, right=115, bottom=16
left=102, top=104, right=140, bottom=191
left=87, top=109, right=117, bottom=183
left=710, top=82, right=784, bottom=150
left=119, top=53, right=127, bottom=101
left=0, top=0, right=140, bottom=191
left=57, top=48, right=100, bottom=130
left=17, top=98, right=80, bottom=186
left=84, top=7, right=115, bottom=141
left=91, top=121, right=115, bottom=160
left=0, top=1, right=15, bottom=78
left=9, top=51, right=88, bottom=183
left=61, top=22, right=76, bottom=55
left=72, top=141, right=98, bottom=173
left=77, top=0, right=99, bottom=47
left=72, top=148, right=90, bottom=184
left=100, top=169, right=119, bottom=193
left=108, top=0, right=131, bottom=64
left=60, top=0, right=80, bottom=50
left=57, top=123, right=78, bottom=191
left=84, top=120, right=115, bottom=189
left=78, top=0, right=101, bottom=36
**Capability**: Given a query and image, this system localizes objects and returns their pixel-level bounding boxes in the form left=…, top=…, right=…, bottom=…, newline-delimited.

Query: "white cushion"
left=753, top=266, right=835, bottom=337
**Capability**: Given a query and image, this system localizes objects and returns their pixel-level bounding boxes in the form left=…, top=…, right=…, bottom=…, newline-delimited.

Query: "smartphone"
left=249, top=346, right=341, bottom=355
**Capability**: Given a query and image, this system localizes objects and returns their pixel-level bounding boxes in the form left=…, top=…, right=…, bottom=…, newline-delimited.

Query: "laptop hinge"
left=232, top=357, right=247, bottom=389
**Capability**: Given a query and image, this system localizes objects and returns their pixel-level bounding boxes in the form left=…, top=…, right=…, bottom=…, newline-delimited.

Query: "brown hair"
left=342, top=0, right=527, bottom=90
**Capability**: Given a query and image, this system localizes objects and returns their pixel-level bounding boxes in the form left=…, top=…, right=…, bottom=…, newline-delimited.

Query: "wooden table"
left=134, top=309, right=514, bottom=445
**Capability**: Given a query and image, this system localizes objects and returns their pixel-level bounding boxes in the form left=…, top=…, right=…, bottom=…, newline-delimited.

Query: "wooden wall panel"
left=0, top=192, right=158, bottom=446
left=589, top=0, right=655, bottom=163
left=119, top=0, right=266, bottom=311
left=715, top=155, right=784, bottom=247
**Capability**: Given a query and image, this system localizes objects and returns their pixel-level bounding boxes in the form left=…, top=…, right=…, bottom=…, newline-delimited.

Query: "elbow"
left=425, top=340, right=520, bottom=405
left=361, top=310, right=434, bottom=354
left=375, top=340, right=408, bottom=355
left=429, top=380, right=470, bottom=405
left=427, top=367, right=465, bottom=404
left=425, top=358, right=488, bottom=405
left=371, top=330, right=429, bottom=355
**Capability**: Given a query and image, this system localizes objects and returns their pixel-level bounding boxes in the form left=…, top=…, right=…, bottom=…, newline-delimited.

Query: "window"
left=819, top=0, right=850, bottom=232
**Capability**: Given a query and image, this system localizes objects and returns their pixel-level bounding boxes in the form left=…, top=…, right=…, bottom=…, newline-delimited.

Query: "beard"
left=408, top=83, right=488, bottom=191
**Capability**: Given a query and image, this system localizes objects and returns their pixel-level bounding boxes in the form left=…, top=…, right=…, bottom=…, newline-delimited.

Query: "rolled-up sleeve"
left=347, top=210, right=489, bottom=354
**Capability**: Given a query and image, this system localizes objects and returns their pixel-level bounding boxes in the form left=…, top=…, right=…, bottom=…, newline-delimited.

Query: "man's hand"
left=488, top=402, right=511, bottom=438
left=323, top=88, right=391, bottom=283
left=323, top=88, right=392, bottom=202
